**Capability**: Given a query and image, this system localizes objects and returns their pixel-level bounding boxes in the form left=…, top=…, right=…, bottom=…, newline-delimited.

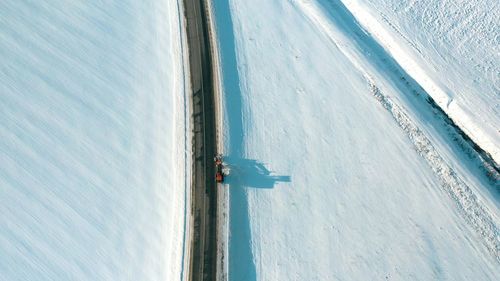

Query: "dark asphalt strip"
left=182, top=0, right=218, bottom=280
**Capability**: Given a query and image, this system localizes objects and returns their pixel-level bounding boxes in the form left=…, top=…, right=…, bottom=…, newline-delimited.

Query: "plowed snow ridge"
left=339, top=0, right=500, bottom=165
left=295, top=0, right=499, bottom=261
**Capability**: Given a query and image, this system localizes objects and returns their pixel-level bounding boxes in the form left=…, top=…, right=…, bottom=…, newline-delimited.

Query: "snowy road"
left=182, top=0, right=219, bottom=280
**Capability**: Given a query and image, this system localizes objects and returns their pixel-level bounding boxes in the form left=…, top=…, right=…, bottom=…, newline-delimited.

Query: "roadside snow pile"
left=0, top=1, right=186, bottom=280
left=212, top=0, right=500, bottom=280
left=338, top=0, right=500, bottom=165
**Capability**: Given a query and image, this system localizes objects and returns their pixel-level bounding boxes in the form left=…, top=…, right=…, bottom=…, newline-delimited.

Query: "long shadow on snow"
left=213, top=1, right=256, bottom=280
left=225, top=157, right=291, bottom=189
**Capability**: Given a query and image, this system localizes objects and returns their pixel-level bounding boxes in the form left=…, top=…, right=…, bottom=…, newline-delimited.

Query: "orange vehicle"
left=215, top=155, right=224, bottom=183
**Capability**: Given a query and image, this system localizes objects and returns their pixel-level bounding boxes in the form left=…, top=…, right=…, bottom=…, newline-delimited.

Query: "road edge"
left=175, top=0, right=194, bottom=280
left=202, top=1, right=229, bottom=280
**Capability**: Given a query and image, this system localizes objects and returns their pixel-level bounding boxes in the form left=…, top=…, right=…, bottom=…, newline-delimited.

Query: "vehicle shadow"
left=212, top=0, right=257, bottom=280
left=225, top=157, right=291, bottom=189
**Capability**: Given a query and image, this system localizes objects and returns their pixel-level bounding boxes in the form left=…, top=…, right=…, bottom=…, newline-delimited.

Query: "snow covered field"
left=211, top=0, right=499, bottom=280
left=339, top=0, right=500, bottom=165
left=0, top=1, right=187, bottom=280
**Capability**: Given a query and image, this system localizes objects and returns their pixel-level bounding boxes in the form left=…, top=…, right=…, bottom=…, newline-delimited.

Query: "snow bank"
left=339, top=0, right=500, bottom=165
left=212, top=0, right=500, bottom=280
left=0, top=1, right=187, bottom=280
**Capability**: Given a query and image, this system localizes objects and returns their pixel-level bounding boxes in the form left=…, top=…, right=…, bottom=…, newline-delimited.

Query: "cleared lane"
left=182, top=0, right=218, bottom=280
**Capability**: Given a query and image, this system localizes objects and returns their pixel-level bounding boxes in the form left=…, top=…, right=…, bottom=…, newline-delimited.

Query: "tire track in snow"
left=292, top=0, right=500, bottom=261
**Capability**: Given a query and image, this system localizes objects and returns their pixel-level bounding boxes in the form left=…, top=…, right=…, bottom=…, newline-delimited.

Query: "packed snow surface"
left=212, top=0, right=499, bottom=280
left=0, top=1, right=186, bottom=280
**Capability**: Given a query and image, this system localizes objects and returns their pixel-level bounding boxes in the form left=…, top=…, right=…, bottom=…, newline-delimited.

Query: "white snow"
left=211, top=0, right=500, bottom=280
left=339, top=0, right=500, bottom=165
left=0, top=1, right=187, bottom=280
